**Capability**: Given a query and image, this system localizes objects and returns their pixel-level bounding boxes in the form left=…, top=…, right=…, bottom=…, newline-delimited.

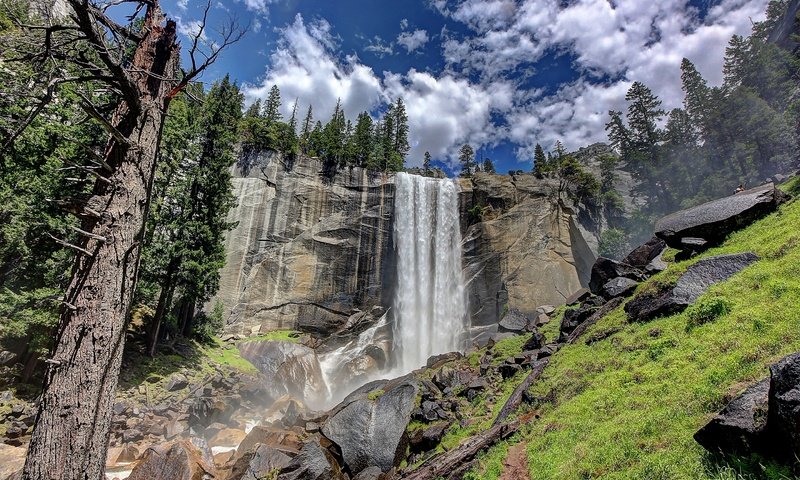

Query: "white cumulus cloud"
left=397, top=29, right=430, bottom=53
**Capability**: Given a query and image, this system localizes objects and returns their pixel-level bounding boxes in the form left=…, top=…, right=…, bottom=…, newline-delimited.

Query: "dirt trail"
left=500, top=442, right=531, bottom=480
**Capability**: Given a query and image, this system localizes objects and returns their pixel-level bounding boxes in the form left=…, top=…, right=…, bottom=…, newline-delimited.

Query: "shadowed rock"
left=602, top=277, right=639, bottom=299
left=279, top=437, right=347, bottom=480
left=767, top=352, right=800, bottom=461
left=694, top=378, right=769, bottom=455
left=228, top=444, right=292, bottom=480
left=655, top=183, right=785, bottom=250
left=622, top=236, right=666, bottom=268
left=589, top=257, right=645, bottom=295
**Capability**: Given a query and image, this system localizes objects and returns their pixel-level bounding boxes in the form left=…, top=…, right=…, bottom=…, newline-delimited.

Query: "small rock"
left=564, top=288, right=591, bottom=306
left=165, top=373, right=189, bottom=392
left=498, top=309, right=530, bottom=332
left=536, top=305, right=556, bottom=315
left=534, top=313, right=550, bottom=327
left=602, top=277, right=639, bottom=299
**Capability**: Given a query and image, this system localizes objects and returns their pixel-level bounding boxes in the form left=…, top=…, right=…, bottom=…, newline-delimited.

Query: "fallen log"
left=493, top=358, right=549, bottom=427
left=398, top=421, right=519, bottom=480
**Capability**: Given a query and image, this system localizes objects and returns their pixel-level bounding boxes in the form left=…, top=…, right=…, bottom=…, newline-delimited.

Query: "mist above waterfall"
left=392, top=172, right=470, bottom=372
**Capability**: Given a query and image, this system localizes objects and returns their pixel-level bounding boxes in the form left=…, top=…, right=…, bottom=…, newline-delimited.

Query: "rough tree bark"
left=22, top=3, right=180, bottom=479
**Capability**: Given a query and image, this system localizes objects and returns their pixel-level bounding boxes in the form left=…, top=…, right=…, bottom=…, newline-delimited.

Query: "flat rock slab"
left=655, top=183, right=783, bottom=249
left=626, top=253, right=758, bottom=322
left=322, top=379, right=419, bottom=474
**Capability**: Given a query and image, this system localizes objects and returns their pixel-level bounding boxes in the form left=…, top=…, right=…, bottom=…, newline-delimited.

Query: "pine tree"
left=245, top=99, right=262, bottom=119
left=263, top=84, right=282, bottom=122
left=423, top=151, right=432, bottom=175
left=393, top=97, right=410, bottom=163
left=533, top=143, right=547, bottom=175
left=483, top=158, right=496, bottom=174
left=625, top=81, right=664, bottom=153
left=680, top=59, right=711, bottom=135
left=605, top=110, right=630, bottom=159
left=288, top=98, right=299, bottom=133
left=353, top=112, right=373, bottom=167
left=459, top=144, right=475, bottom=177
left=145, top=75, right=243, bottom=355
left=322, top=98, right=346, bottom=165
left=300, top=105, right=314, bottom=154
left=722, top=35, right=750, bottom=91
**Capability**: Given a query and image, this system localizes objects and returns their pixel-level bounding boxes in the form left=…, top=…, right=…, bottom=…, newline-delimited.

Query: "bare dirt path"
left=500, top=442, right=531, bottom=480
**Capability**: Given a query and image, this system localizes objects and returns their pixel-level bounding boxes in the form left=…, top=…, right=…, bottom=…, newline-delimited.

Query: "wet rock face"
left=214, top=153, right=396, bottom=336
left=655, top=183, right=785, bottom=251
left=322, top=379, right=419, bottom=475
left=215, top=154, right=601, bottom=337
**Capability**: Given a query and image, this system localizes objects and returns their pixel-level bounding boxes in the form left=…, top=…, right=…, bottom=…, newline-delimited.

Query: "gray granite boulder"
left=322, top=378, right=419, bottom=474
left=622, top=236, right=667, bottom=268
left=655, top=183, right=785, bottom=250
left=767, top=352, right=800, bottom=461
left=626, top=253, right=758, bottom=322
left=279, top=437, right=346, bottom=480
left=602, top=277, right=639, bottom=299
left=694, top=378, right=769, bottom=455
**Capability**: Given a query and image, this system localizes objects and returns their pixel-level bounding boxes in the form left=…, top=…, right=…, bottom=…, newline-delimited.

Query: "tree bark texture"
left=22, top=4, right=179, bottom=479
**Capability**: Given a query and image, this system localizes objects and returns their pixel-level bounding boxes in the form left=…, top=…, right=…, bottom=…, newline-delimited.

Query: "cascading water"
left=315, top=172, right=470, bottom=409
left=392, top=172, right=470, bottom=372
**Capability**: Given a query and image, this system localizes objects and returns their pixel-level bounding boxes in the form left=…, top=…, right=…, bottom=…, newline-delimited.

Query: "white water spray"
left=392, top=172, right=469, bottom=372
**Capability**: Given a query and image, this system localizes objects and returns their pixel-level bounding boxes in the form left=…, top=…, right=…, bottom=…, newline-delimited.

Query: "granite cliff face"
left=216, top=153, right=395, bottom=336
left=459, top=174, right=597, bottom=328
left=215, top=153, right=598, bottom=337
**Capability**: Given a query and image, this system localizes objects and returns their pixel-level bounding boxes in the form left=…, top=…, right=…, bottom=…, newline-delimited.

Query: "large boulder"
left=227, top=444, right=292, bottom=480
left=767, top=352, right=800, bottom=461
left=622, top=236, right=667, bottom=268
left=588, top=257, right=644, bottom=295
left=278, top=437, right=347, bottom=480
left=694, top=378, right=770, bottom=455
left=626, top=253, right=758, bottom=322
left=238, top=340, right=326, bottom=404
left=322, top=378, right=419, bottom=474
left=655, top=183, right=785, bottom=250
left=127, top=440, right=217, bottom=480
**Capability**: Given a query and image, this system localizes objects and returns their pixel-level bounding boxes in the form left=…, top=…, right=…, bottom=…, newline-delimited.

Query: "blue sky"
left=155, top=0, right=770, bottom=174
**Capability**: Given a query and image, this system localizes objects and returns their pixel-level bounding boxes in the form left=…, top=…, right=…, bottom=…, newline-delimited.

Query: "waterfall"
left=392, top=172, right=469, bottom=372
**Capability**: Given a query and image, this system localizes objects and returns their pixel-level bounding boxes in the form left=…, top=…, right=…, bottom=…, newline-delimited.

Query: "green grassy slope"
left=467, top=184, right=800, bottom=480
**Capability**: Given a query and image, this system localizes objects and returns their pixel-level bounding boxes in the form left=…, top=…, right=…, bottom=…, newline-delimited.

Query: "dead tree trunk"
left=22, top=5, right=180, bottom=479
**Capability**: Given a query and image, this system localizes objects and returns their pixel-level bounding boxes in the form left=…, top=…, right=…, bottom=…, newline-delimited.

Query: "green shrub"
left=686, top=296, right=732, bottom=330
left=599, top=228, right=629, bottom=260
